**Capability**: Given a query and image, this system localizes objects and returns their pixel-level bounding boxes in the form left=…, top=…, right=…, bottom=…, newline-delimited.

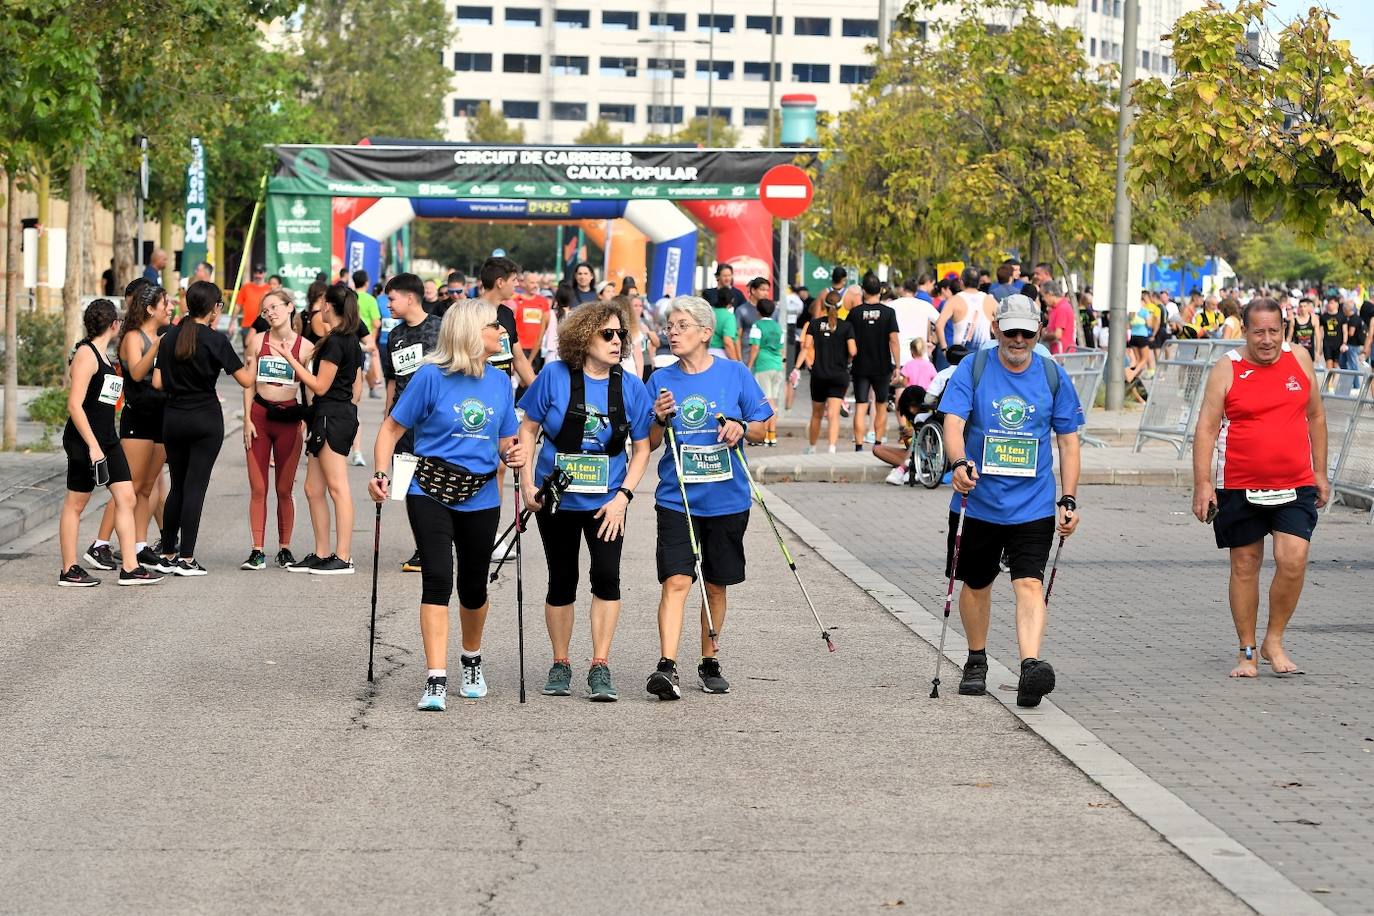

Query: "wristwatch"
left=1057, top=494, right=1077, bottom=511
left=951, top=458, right=975, bottom=475
left=617, top=487, right=634, bottom=502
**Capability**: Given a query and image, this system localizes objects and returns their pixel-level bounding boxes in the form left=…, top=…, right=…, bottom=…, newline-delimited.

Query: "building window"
left=454, top=52, right=492, bottom=72
left=454, top=5, right=491, bottom=25
left=504, top=100, right=539, bottom=119
left=1113, top=0, right=1121, bottom=15
left=602, top=10, right=637, bottom=30
left=555, top=9, right=589, bottom=28
left=599, top=56, right=638, bottom=77
left=1091, top=0, right=1097, bottom=11
left=839, top=64, right=873, bottom=84
left=599, top=103, right=635, bottom=123
left=1141, top=49, right=1151, bottom=69
left=694, top=106, right=731, bottom=121
left=553, top=102, right=588, bottom=121
left=552, top=55, right=589, bottom=76
left=503, top=53, right=541, bottom=74
left=842, top=19, right=878, bottom=38
left=698, top=13, right=734, bottom=33
left=452, top=98, right=483, bottom=117
left=742, top=108, right=770, bottom=126
left=895, top=16, right=927, bottom=41
left=695, top=60, right=733, bottom=80
left=649, top=11, right=685, bottom=32
left=743, top=61, right=780, bottom=81
left=745, top=15, right=780, bottom=33
left=646, top=57, right=685, bottom=78
left=1162, top=55, right=1172, bottom=74
left=1089, top=37, right=1097, bottom=56
left=505, top=7, right=539, bottom=26
left=792, top=63, right=830, bottom=83
left=794, top=17, right=831, bottom=37
left=647, top=105, right=684, bottom=125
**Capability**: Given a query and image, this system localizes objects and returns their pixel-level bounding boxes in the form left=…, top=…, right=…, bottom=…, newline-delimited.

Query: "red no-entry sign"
left=758, top=164, right=814, bottom=220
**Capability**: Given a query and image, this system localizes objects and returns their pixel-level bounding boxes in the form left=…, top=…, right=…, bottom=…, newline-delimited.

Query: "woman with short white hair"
left=645, top=295, right=774, bottom=700
left=370, top=302, right=526, bottom=712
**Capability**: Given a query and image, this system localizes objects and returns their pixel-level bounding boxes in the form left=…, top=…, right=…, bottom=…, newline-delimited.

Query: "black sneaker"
left=959, top=654, right=989, bottom=696
left=59, top=564, right=100, bottom=587
left=136, top=546, right=163, bottom=569
left=152, top=554, right=180, bottom=574
left=82, top=542, right=117, bottom=571
left=275, top=548, right=297, bottom=569
left=645, top=658, right=681, bottom=701
left=172, top=557, right=208, bottom=577
left=698, top=657, right=730, bottom=694
left=240, top=549, right=267, bottom=571
left=401, top=550, right=423, bottom=573
left=118, top=565, right=165, bottom=586
left=1016, top=659, right=1056, bottom=708
left=286, top=552, right=323, bottom=573
left=309, top=554, right=355, bottom=576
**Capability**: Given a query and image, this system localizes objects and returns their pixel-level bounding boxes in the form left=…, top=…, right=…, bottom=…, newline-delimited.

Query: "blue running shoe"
left=459, top=655, right=487, bottom=698
left=417, top=676, right=447, bottom=712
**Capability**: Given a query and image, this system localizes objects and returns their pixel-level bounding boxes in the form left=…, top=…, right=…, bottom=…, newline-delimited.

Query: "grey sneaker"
left=646, top=657, right=680, bottom=701
left=542, top=661, right=573, bottom=696
left=698, top=657, right=730, bottom=694
left=587, top=663, right=618, bottom=702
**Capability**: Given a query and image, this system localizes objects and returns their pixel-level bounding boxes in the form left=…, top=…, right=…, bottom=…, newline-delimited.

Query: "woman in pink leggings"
left=240, top=289, right=313, bottom=569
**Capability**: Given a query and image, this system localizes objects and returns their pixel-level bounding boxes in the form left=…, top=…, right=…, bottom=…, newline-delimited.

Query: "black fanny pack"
left=414, top=456, right=496, bottom=506
left=255, top=393, right=306, bottom=423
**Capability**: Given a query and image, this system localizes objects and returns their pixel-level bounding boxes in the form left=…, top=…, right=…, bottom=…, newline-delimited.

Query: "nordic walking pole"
left=368, top=501, right=381, bottom=683
left=663, top=406, right=719, bottom=652
left=720, top=417, right=834, bottom=651
left=931, top=493, right=969, bottom=698
left=513, top=466, right=527, bottom=704
left=1044, top=535, right=1067, bottom=608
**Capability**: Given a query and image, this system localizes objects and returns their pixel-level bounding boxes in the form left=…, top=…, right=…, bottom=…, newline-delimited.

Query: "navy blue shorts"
left=1213, top=487, right=1318, bottom=549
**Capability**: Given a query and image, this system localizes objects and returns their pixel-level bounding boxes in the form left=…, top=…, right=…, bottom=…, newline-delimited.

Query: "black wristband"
left=617, top=487, right=634, bottom=502
left=654, top=413, right=669, bottom=427
left=1057, top=494, right=1077, bottom=511
left=952, top=458, right=974, bottom=474
left=373, top=471, right=389, bottom=480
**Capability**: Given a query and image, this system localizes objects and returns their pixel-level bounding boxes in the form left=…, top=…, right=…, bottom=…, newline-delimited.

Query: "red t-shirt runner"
left=1216, top=344, right=1314, bottom=490
left=512, top=293, right=549, bottom=351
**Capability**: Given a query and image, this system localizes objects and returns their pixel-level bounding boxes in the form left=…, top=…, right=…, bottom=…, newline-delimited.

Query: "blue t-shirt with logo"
left=648, top=357, right=774, bottom=517
left=938, top=353, right=1083, bottom=525
left=389, top=362, right=518, bottom=511
left=518, top=361, right=655, bottom=513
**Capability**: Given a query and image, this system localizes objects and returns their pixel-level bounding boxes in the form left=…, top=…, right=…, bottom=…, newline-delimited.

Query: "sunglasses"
left=1002, top=327, right=1039, bottom=340
left=599, top=328, right=629, bottom=343
left=485, top=321, right=503, bottom=330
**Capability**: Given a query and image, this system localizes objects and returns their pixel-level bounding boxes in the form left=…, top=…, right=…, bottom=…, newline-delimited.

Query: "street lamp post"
left=767, top=0, right=778, bottom=146
left=707, top=0, right=716, bottom=145
left=637, top=36, right=708, bottom=132
left=1106, top=0, right=1140, bottom=410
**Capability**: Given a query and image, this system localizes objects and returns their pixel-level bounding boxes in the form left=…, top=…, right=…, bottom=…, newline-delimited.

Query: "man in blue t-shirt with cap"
left=939, top=293, right=1083, bottom=708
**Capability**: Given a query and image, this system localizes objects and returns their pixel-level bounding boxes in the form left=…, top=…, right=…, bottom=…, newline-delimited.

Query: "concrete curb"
left=748, top=455, right=1191, bottom=487
left=760, top=484, right=1333, bottom=916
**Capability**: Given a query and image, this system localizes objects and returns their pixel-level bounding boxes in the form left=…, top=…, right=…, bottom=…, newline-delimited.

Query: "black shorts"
left=63, top=434, right=131, bottom=493
left=119, top=403, right=164, bottom=443
left=656, top=507, right=749, bottom=586
left=945, top=513, right=1055, bottom=590
left=852, top=373, right=891, bottom=404
left=810, top=374, right=848, bottom=403
left=1128, top=335, right=1151, bottom=349
left=1323, top=341, right=1341, bottom=362
left=1213, top=486, right=1318, bottom=548
left=306, top=402, right=358, bottom=458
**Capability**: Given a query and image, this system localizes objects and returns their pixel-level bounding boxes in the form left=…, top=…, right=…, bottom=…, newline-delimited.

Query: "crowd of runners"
left=53, top=249, right=1344, bottom=708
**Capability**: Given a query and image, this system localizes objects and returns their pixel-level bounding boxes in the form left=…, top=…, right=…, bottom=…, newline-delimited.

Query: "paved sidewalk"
left=0, top=397, right=1246, bottom=914
left=770, top=481, right=1374, bottom=915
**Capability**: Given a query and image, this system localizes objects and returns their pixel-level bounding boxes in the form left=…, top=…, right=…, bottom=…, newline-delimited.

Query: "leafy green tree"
left=574, top=120, right=625, bottom=145
left=644, top=117, right=738, bottom=148
left=413, top=222, right=557, bottom=274
left=1234, top=224, right=1340, bottom=285
left=466, top=103, right=525, bottom=143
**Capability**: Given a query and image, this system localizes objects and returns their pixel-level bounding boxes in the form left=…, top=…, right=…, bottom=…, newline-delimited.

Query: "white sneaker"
left=827, top=444, right=836, bottom=454
left=459, top=656, right=488, bottom=698
left=802, top=446, right=816, bottom=455
left=885, top=466, right=909, bottom=486
left=863, top=430, right=876, bottom=444
left=491, top=531, right=513, bottom=563
left=348, top=450, right=366, bottom=467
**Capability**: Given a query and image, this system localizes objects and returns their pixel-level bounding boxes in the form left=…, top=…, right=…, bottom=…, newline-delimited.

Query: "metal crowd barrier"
left=1324, top=372, right=1374, bottom=520
left=1053, top=349, right=1108, bottom=447
left=1134, top=339, right=1244, bottom=457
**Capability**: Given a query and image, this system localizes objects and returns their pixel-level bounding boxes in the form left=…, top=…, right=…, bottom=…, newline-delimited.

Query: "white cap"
left=995, top=294, right=1041, bottom=334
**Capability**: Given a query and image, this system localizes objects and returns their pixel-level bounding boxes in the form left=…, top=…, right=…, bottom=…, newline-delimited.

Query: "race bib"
left=256, top=355, right=294, bottom=385
left=391, top=342, right=424, bottom=377
left=488, top=330, right=514, bottom=365
left=1246, top=488, right=1297, bottom=506
left=680, top=443, right=733, bottom=483
left=97, top=374, right=124, bottom=406
left=522, top=307, right=543, bottom=325
left=748, top=326, right=762, bottom=341
left=982, top=434, right=1037, bottom=478
left=555, top=452, right=610, bottom=494
left=381, top=316, right=401, bottom=333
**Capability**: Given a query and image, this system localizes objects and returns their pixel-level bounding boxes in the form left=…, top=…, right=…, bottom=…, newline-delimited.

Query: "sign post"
left=758, top=164, right=814, bottom=297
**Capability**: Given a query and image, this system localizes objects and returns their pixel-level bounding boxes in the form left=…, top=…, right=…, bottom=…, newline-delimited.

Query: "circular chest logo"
left=996, top=395, right=1030, bottom=430
left=582, top=404, right=603, bottom=437
left=679, top=395, right=709, bottom=429
left=458, top=398, right=489, bottom=432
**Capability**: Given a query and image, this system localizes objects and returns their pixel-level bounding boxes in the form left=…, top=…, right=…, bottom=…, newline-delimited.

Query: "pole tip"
left=929, top=679, right=940, bottom=698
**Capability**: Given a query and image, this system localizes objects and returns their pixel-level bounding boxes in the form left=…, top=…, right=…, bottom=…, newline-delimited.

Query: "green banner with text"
left=264, top=194, right=333, bottom=301
left=183, top=138, right=208, bottom=274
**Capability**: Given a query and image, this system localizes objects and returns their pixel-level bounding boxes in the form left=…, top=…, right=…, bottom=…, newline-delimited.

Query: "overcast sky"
left=1267, top=1, right=1373, bottom=61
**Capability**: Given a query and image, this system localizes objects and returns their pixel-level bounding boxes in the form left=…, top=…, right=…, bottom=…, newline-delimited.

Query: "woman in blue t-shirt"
left=369, top=302, right=525, bottom=712
left=645, top=296, right=774, bottom=701
left=517, top=301, right=654, bottom=703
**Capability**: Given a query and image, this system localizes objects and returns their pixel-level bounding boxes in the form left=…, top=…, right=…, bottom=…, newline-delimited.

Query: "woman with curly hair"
left=516, top=300, right=654, bottom=701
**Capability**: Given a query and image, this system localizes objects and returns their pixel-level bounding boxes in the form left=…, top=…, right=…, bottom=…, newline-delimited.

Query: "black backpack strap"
left=552, top=367, right=588, bottom=454
left=606, top=365, right=630, bottom=457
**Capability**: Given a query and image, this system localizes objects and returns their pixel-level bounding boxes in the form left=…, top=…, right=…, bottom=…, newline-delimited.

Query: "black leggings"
left=162, top=406, right=224, bottom=557
left=406, top=495, right=500, bottom=608
left=534, top=504, right=624, bottom=606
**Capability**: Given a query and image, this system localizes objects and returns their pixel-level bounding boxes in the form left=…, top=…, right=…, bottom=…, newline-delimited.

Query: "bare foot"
left=1261, top=638, right=1304, bottom=675
left=1229, top=651, right=1259, bottom=678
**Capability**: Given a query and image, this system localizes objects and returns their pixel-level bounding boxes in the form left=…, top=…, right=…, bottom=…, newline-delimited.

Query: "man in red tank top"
left=1192, top=298, right=1329, bottom=679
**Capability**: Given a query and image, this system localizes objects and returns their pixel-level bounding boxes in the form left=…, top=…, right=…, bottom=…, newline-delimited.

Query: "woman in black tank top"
left=58, top=299, right=164, bottom=587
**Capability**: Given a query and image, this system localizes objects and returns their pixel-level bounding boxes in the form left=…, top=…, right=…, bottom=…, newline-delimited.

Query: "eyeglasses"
left=1002, top=327, right=1038, bottom=340
left=485, top=321, right=503, bottom=330
left=666, top=321, right=700, bottom=333
left=599, top=328, right=629, bottom=343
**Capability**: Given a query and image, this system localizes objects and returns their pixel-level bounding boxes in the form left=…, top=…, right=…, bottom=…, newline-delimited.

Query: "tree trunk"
left=82, top=193, right=97, bottom=300
left=1026, top=227, right=1040, bottom=273
left=36, top=167, right=50, bottom=312
left=62, top=155, right=88, bottom=349
left=5, top=170, right=21, bottom=449
left=213, top=196, right=225, bottom=290
left=113, top=186, right=136, bottom=294
left=158, top=199, right=174, bottom=292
